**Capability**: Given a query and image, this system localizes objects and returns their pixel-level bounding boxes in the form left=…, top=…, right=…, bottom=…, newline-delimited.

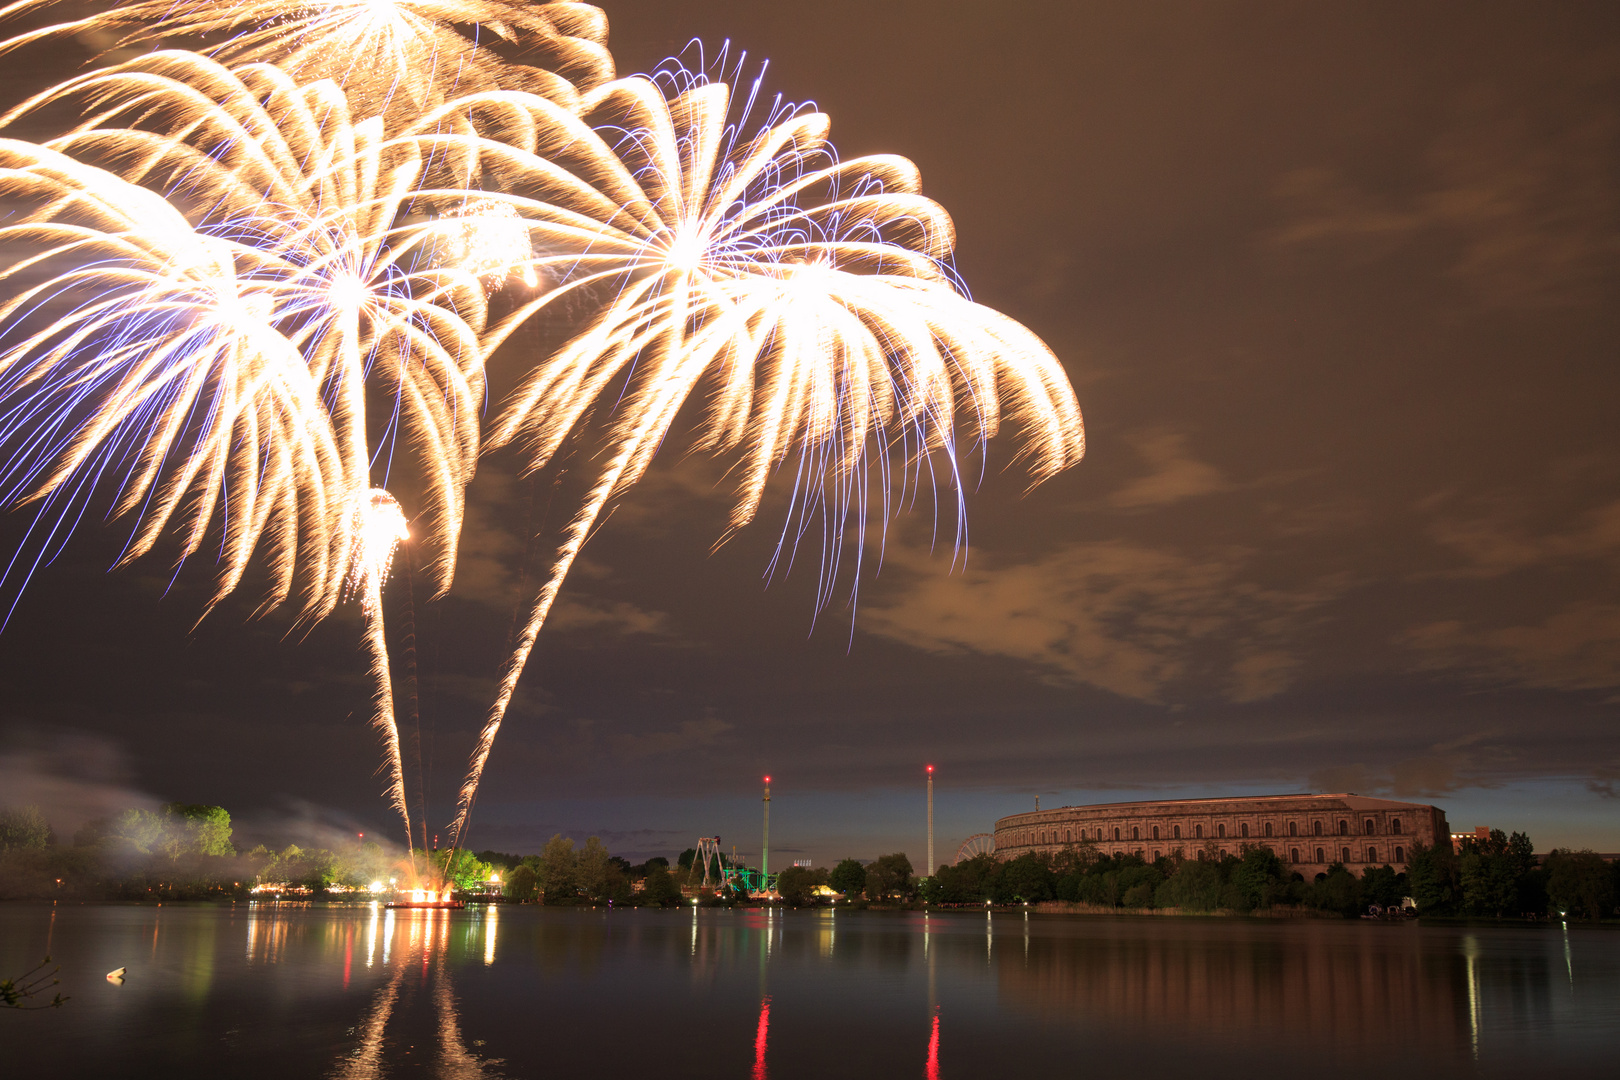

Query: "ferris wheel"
left=955, top=833, right=996, bottom=863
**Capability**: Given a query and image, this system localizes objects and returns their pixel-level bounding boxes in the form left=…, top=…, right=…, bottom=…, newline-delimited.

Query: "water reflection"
left=3, top=905, right=1613, bottom=1078
left=326, top=905, right=504, bottom=1079
left=983, top=918, right=1574, bottom=1062
left=751, top=995, right=770, bottom=1080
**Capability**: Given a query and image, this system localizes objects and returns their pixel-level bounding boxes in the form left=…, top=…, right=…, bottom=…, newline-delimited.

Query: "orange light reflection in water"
left=332, top=907, right=500, bottom=1080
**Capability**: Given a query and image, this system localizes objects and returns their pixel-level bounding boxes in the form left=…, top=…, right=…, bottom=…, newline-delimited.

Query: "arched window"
left=1289, top=821, right=1298, bottom=837
left=1152, top=826, right=1160, bottom=840
left=1290, top=848, right=1299, bottom=863
left=1368, top=846, right=1378, bottom=863
left=1173, top=825, right=1181, bottom=839
left=1153, top=850, right=1160, bottom=861
left=1240, top=823, right=1250, bottom=838
left=1395, top=846, right=1405, bottom=862
left=1364, top=819, right=1375, bottom=835
left=1392, top=819, right=1403, bottom=835
left=1132, top=827, right=1140, bottom=840
left=1264, top=822, right=1273, bottom=837
left=1114, top=827, right=1121, bottom=841
left=1341, top=846, right=1350, bottom=863
left=1195, top=824, right=1203, bottom=838
left=1338, top=820, right=1348, bottom=836
left=1313, top=821, right=1323, bottom=836
left=1315, top=847, right=1325, bottom=863
left=1217, top=823, right=1226, bottom=838
left=1197, top=850, right=1205, bottom=861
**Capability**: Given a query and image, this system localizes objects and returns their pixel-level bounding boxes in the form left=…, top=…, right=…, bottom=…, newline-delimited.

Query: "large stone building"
left=993, top=793, right=1449, bottom=878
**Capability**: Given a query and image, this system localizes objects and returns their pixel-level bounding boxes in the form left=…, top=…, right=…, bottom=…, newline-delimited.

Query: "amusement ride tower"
left=927, top=765, right=935, bottom=875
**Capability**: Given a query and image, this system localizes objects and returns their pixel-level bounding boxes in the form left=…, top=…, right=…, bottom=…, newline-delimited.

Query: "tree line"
left=0, top=802, right=401, bottom=900
left=921, top=831, right=1618, bottom=918
left=7, top=801, right=1613, bottom=917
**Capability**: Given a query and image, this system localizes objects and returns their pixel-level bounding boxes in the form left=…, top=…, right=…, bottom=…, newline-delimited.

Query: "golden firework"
left=419, top=68, right=1085, bottom=847
left=0, top=0, right=613, bottom=118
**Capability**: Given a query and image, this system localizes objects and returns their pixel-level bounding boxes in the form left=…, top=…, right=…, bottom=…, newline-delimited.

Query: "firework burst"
left=1, top=50, right=491, bottom=601
left=0, top=0, right=614, bottom=118
left=416, top=63, right=1084, bottom=847
left=0, top=140, right=347, bottom=621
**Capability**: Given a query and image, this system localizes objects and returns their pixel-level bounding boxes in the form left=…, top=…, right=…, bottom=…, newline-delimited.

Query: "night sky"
left=2, top=2, right=1618, bottom=868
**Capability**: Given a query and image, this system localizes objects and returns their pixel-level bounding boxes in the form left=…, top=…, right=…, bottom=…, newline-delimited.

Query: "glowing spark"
left=347, top=488, right=409, bottom=611
left=438, top=202, right=539, bottom=291
left=430, top=64, right=1085, bottom=849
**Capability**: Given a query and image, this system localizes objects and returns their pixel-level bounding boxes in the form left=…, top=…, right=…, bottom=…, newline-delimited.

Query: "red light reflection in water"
left=343, top=924, right=352, bottom=990
left=752, top=995, right=771, bottom=1079
left=926, top=1007, right=940, bottom=1080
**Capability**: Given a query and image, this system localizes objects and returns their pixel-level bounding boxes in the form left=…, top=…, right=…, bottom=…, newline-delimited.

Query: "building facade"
left=993, top=793, right=1449, bottom=879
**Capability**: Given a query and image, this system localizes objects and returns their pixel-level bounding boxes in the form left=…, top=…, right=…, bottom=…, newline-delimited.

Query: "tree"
left=1309, top=864, right=1361, bottom=916
left=1360, top=865, right=1404, bottom=909
left=776, top=865, right=827, bottom=905
left=475, top=850, right=524, bottom=872
left=107, top=808, right=169, bottom=855
left=0, top=806, right=52, bottom=852
left=1155, top=859, right=1224, bottom=911
left=1000, top=853, right=1054, bottom=903
left=1405, top=841, right=1459, bottom=914
left=829, top=858, right=866, bottom=897
left=577, top=836, right=612, bottom=899
left=641, top=864, right=679, bottom=906
left=1544, top=849, right=1616, bottom=920
left=864, top=853, right=914, bottom=900
left=504, top=864, right=539, bottom=901
left=162, top=804, right=233, bottom=858
left=1228, top=846, right=1285, bottom=909
left=428, top=849, right=494, bottom=890
left=538, top=834, right=578, bottom=903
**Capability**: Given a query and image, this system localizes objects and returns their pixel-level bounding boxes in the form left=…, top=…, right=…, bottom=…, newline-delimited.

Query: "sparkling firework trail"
left=0, top=0, right=614, bottom=119
left=348, top=487, right=414, bottom=859
left=431, top=62, right=1085, bottom=848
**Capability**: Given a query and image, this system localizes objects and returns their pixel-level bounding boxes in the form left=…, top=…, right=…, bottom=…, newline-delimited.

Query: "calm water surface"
left=2, top=903, right=1616, bottom=1078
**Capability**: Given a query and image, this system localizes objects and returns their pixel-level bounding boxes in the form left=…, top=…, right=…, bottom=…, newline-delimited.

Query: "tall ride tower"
left=926, top=765, right=935, bottom=875
left=762, top=775, right=771, bottom=888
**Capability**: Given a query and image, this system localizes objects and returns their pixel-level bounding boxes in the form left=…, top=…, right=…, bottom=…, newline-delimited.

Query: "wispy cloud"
left=1402, top=602, right=1620, bottom=695
left=860, top=540, right=1338, bottom=703
left=1108, top=429, right=1230, bottom=509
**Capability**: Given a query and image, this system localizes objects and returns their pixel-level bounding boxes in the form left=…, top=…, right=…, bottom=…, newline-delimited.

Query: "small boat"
left=384, top=900, right=464, bottom=910
left=106, top=967, right=125, bottom=983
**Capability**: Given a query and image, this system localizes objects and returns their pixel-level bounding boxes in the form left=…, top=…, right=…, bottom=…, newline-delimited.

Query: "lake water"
left=2, top=903, right=1616, bottom=1078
